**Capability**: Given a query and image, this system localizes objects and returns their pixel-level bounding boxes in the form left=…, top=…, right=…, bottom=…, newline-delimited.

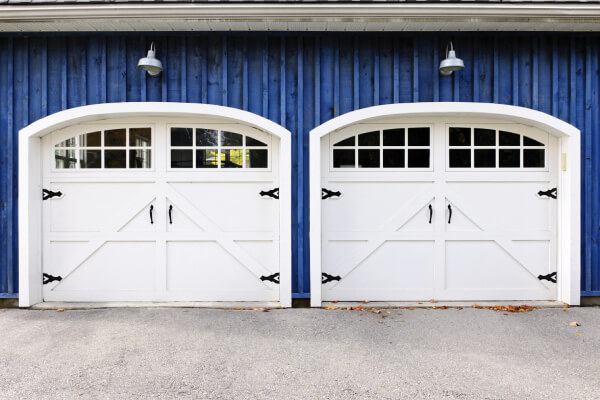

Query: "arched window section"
left=54, top=127, right=152, bottom=169
left=332, top=127, right=431, bottom=169
left=448, top=127, right=546, bottom=169
left=169, top=127, right=269, bottom=169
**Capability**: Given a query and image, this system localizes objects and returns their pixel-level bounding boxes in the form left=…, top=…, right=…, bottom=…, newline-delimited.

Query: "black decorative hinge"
left=42, top=189, right=63, bottom=201
left=260, top=188, right=279, bottom=199
left=322, top=272, right=341, bottom=284
left=43, top=273, right=62, bottom=285
left=537, top=272, right=557, bottom=283
left=538, top=188, right=557, bottom=199
left=322, top=188, right=341, bottom=200
left=260, top=272, right=280, bottom=284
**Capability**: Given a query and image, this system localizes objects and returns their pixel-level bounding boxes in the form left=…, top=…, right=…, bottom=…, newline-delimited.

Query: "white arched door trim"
left=19, top=102, right=292, bottom=307
left=309, top=102, right=580, bottom=306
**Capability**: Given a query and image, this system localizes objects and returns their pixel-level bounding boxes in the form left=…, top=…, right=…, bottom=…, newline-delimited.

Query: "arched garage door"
left=20, top=104, right=292, bottom=306
left=310, top=104, right=580, bottom=305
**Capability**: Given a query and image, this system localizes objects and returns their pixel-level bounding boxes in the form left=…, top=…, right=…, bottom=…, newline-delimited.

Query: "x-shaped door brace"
left=324, top=185, right=553, bottom=290
left=47, top=183, right=276, bottom=290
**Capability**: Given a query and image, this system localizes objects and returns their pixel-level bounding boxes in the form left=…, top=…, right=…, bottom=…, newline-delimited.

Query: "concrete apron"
left=29, top=300, right=565, bottom=310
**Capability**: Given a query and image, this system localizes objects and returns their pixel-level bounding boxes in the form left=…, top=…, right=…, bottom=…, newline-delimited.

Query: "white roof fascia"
left=2, top=4, right=600, bottom=32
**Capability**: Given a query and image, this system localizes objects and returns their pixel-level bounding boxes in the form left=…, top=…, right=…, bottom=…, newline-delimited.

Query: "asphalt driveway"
left=0, top=306, right=598, bottom=400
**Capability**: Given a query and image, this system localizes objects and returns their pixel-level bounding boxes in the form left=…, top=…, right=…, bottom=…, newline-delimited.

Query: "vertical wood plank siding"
left=1, top=33, right=599, bottom=298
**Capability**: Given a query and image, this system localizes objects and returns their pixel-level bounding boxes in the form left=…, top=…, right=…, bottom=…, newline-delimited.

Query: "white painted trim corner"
left=309, top=102, right=581, bottom=307
left=18, top=102, right=292, bottom=308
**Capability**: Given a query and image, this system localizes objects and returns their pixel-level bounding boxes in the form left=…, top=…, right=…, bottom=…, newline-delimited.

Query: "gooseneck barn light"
left=138, top=42, right=163, bottom=77
left=439, top=41, right=464, bottom=77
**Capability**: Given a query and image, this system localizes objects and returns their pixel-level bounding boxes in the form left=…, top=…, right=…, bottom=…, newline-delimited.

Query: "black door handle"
left=448, top=204, right=452, bottom=224
left=168, top=205, right=173, bottom=224
left=149, top=205, right=154, bottom=224
left=428, top=204, right=433, bottom=224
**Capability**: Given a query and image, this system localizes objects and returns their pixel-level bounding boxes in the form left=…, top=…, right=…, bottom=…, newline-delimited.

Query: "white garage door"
left=321, top=121, right=558, bottom=301
left=41, top=120, right=281, bottom=302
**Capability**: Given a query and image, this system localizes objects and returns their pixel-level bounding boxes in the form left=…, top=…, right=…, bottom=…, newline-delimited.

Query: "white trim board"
left=3, top=4, right=600, bottom=32
left=309, top=102, right=581, bottom=307
left=19, top=102, right=293, bottom=308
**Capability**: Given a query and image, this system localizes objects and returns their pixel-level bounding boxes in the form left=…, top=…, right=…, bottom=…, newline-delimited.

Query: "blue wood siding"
left=1, top=33, right=599, bottom=298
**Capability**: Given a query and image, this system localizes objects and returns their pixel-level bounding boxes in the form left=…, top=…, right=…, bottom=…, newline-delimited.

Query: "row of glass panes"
left=170, top=148, right=268, bottom=169
left=448, top=148, right=545, bottom=168
left=55, top=149, right=151, bottom=169
left=55, top=128, right=152, bottom=149
left=333, top=128, right=431, bottom=148
left=170, top=128, right=267, bottom=148
left=448, top=127, right=544, bottom=147
left=334, top=148, right=430, bottom=168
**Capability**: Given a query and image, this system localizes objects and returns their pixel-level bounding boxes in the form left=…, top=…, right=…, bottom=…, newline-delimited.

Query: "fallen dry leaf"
left=371, top=310, right=381, bottom=314
left=351, top=305, right=363, bottom=311
left=325, top=306, right=337, bottom=310
left=386, top=311, right=391, bottom=314
left=429, top=299, right=436, bottom=303
left=439, top=305, right=448, bottom=310
left=332, top=300, right=339, bottom=304
left=507, top=305, right=519, bottom=312
left=263, top=308, right=270, bottom=312
left=473, top=303, right=482, bottom=309
left=407, top=307, right=415, bottom=310
left=56, top=308, right=66, bottom=312
left=1, top=309, right=7, bottom=312
left=577, top=333, right=584, bottom=337
left=563, top=305, right=571, bottom=309
left=363, top=300, right=370, bottom=303
left=570, top=322, right=580, bottom=327
left=503, top=313, right=509, bottom=315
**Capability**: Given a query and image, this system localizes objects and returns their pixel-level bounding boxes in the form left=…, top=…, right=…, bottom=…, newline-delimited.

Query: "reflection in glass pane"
left=474, top=149, right=495, bottom=168
left=129, top=149, right=151, bottom=168
left=449, top=149, right=471, bottom=168
left=105, top=129, right=126, bottom=147
left=171, top=150, right=193, bottom=168
left=221, top=131, right=243, bottom=146
left=55, top=150, right=77, bottom=168
left=248, top=149, right=268, bottom=168
left=383, top=149, right=405, bottom=168
left=79, top=131, right=101, bottom=147
left=130, top=128, right=152, bottom=147
left=358, top=131, right=380, bottom=146
left=196, top=149, right=219, bottom=168
left=333, top=149, right=355, bottom=168
left=499, top=131, right=520, bottom=146
left=408, top=128, right=430, bottom=146
left=524, top=149, right=545, bottom=168
left=196, top=129, right=218, bottom=147
left=358, top=149, right=380, bottom=168
left=474, top=129, right=495, bottom=146
left=523, top=136, right=544, bottom=146
left=449, top=127, right=471, bottom=146
left=221, top=149, right=244, bottom=168
left=408, top=149, right=430, bottom=168
left=171, top=128, right=194, bottom=146
left=80, top=150, right=101, bottom=168
left=55, top=137, right=76, bottom=148
left=383, top=129, right=404, bottom=146
left=246, top=136, right=267, bottom=147
left=105, top=150, right=126, bottom=168
left=333, top=136, right=355, bottom=147
left=499, top=149, right=520, bottom=167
